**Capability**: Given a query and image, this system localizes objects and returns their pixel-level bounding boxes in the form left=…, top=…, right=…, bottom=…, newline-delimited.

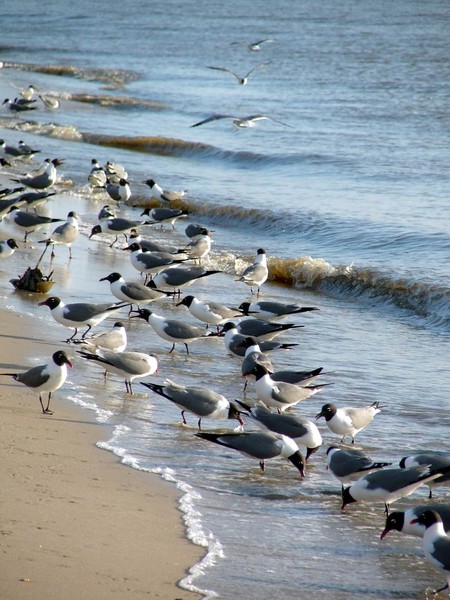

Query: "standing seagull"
left=143, top=178, right=187, bottom=203
left=73, top=322, right=127, bottom=353
left=341, top=465, right=448, bottom=514
left=196, top=431, right=305, bottom=477
left=148, top=266, right=222, bottom=295
left=399, top=453, right=450, bottom=499
left=0, top=350, right=72, bottom=414
left=12, top=158, right=62, bottom=189
left=176, top=295, right=242, bottom=330
left=0, top=238, right=18, bottom=259
left=237, top=401, right=322, bottom=461
left=245, top=364, right=328, bottom=412
left=39, top=210, right=79, bottom=259
left=221, top=322, right=298, bottom=357
left=239, top=300, right=319, bottom=321
left=380, top=504, right=450, bottom=540
left=206, top=62, right=269, bottom=85
left=141, top=379, right=243, bottom=430
left=3, top=206, right=64, bottom=242
left=141, top=207, right=189, bottom=230
left=124, top=242, right=187, bottom=281
left=237, top=248, right=268, bottom=294
left=89, top=217, right=144, bottom=247
left=315, top=401, right=382, bottom=444
left=133, top=308, right=218, bottom=354
left=38, top=296, right=128, bottom=342
left=410, top=510, right=450, bottom=596
left=326, top=446, right=391, bottom=490
left=105, top=178, right=131, bottom=204
left=77, top=349, right=158, bottom=394
left=99, top=271, right=168, bottom=309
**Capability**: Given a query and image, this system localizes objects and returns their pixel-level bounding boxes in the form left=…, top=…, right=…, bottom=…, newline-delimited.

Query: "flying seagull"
left=191, top=113, right=292, bottom=129
left=206, top=62, right=269, bottom=85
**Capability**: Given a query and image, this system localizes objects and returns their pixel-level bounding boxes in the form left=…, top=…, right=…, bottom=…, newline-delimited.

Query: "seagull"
left=97, top=204, right=115, bottom=221
left=239, top=300, right=319, bottom=321
left=105, top=178, right=131, bottom=204
left=236, top=318, right=304, bottom=341
left=72, top=321, right=127, bottom=353
left=3, top=206, right=64, bottom=242
left=410, top=510, right=450, bottom=595
left=88, top=159, right=107, bottom=189
left=315, top=401, right=382, bottom=444
left=236, top=400, right=322, bottom=461
left=195, top=431, right=305, bottom=477
left=38, top=210, right=79, bottom=259
left=380, top=504, right=450, bottom=540
left=180, top=232, right=211, bottom=262
left=248, top=39, right=274, bottom=51
left=191, top=113, right=292, bottom=129
left=244, top=364, right=329, bottom=413
left=77, top=349, right=158, bottom=394
left=399, top=453, right=450, bottom=498
left=0, top=139, right=40, bottom=158
left=326, top=446, right=392, bottom=490
left=143, top=178, right=187, bottom=203
left=0, top=238, right=18, bottom=258
left=140, top=207, right=190, bottom=230
left=38, top=296, right=129, bottom=342
left=206, top=62, right=269, bottom=85
left=89, top=218, right=145, bottom=247
left=0, top=350, right=72, bottom=414
left=123, top=243, right=188, bottom=281
left=185, top=223, right=214, bottom=240
left=128, top=229, right=179, bottom=254
left=99, top=271, right=168, bottom=309
left=133, top=308, right=218, bottom=354
left=141, top=379, right=243, bottom=430
left=18, top=85, right=36, bottom=101
left=3, top=97, right=37, bottom=112
left=341, top=465, right=448, bottom=514
left=221, top=322, right=298, bottom=357
left=104, top=161, right=128, bottom=184
left=15, top=190, right=56, bottom=211
left=38, top=93, right=60, bottom=110
left=238, top=335, right=323, bottom=387
left=237, top=248, right=268, bottom=294
left=176, top=295, right=242, bottom=330
left=12, top=158, right=62, bottom=189
left=148, top=266, right=222, bottom=294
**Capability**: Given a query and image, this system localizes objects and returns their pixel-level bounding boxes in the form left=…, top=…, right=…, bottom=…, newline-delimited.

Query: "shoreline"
left=0, top=308, right=204, bottom=600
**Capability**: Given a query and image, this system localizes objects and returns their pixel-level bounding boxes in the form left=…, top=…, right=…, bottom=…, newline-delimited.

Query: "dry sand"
left=0, top=308, right=204, bottom=600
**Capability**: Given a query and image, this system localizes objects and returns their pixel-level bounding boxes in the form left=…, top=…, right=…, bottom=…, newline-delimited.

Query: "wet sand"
left=0, top=308, right=203, bottom=600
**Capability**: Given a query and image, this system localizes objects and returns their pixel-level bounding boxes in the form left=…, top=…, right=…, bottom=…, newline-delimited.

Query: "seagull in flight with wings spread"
left=206, top=62, right=269, bottom=85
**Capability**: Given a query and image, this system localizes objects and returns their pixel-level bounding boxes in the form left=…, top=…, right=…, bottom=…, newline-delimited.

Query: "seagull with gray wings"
left=399, top=453, right=450, bottom=498
left=341, top=465, right=450, bottom=514
left=380, top=504, right=450, bottom=540
left=196, top=431, right=305, bottom=477
left=0, top=350, right=72, bottom=414
left=315, top=401, right=382, bottom=444
left=141, top=379, right=243, bottom=430
left=326, top=446, right=391, bottom=490
left=176, top=295, right=242, bottom=331
left=77, top=349, right=158, bottom=394
left=236, top=400, right=322, bottom=461
left=133, top=308, right=219, bottom=354
left=38, top=296, right=129, bottom=342
left=237, top=248, right=268, bottom=294
left=206, top=62, right=269, bottom=85
left=410, top=510, right=450, bottom=596
left=38, top=210, right=79, bottom=259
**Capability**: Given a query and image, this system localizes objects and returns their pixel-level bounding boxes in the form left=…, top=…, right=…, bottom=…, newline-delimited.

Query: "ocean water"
left=0, top=0, right=449, bottom=598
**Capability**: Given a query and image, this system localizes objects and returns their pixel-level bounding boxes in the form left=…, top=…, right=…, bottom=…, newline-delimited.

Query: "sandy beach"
left=0, top=308, right=203, bottom=600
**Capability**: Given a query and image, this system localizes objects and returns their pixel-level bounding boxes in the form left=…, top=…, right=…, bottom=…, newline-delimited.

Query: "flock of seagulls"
left=0, top=65, right=449, bottom=595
